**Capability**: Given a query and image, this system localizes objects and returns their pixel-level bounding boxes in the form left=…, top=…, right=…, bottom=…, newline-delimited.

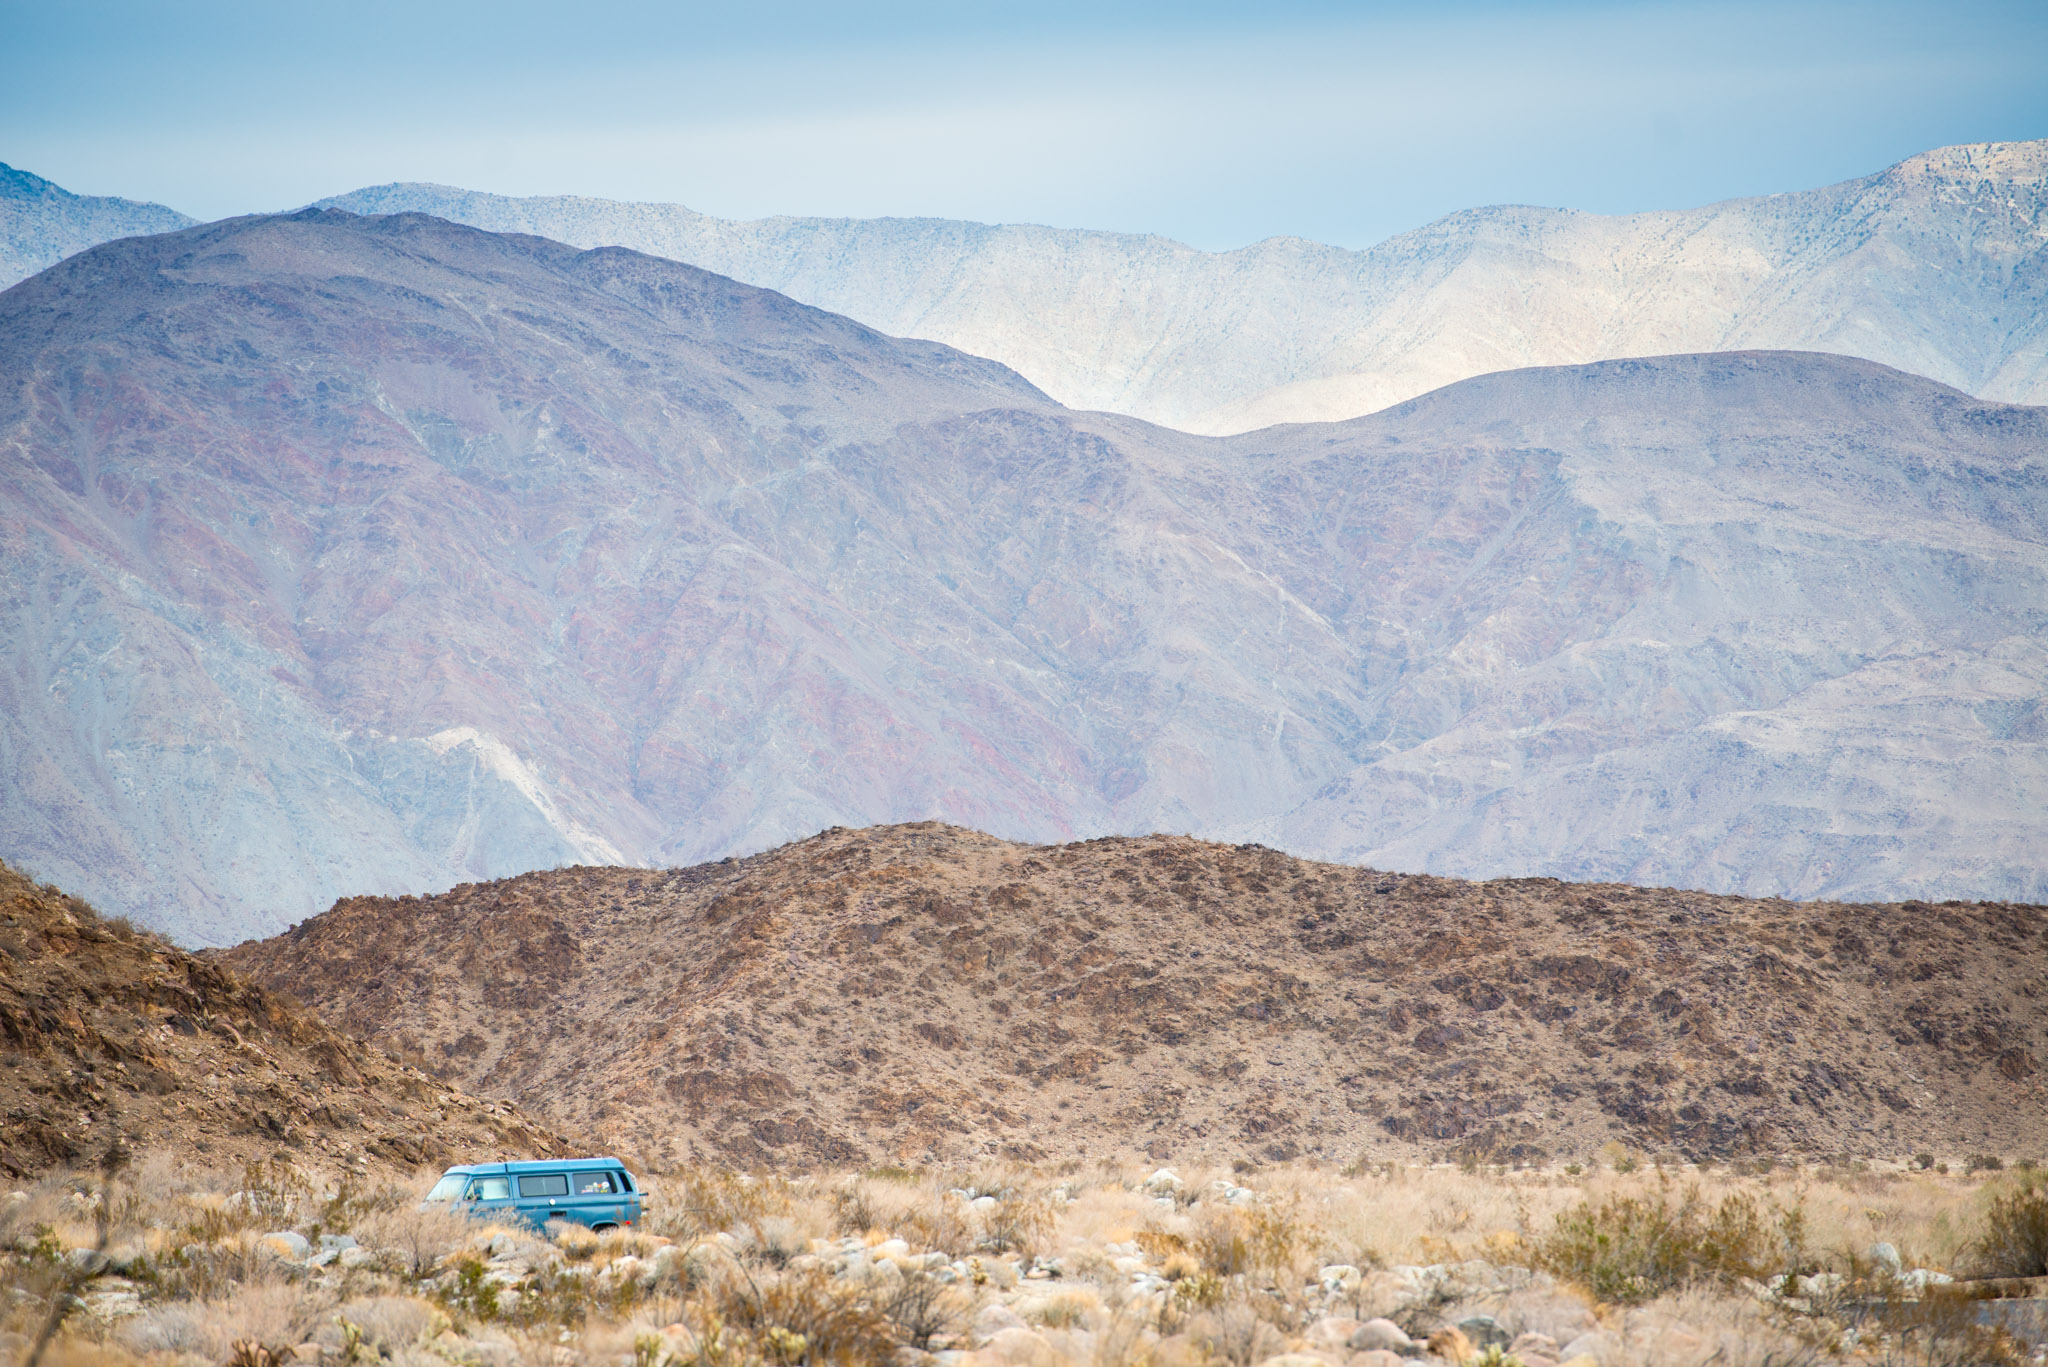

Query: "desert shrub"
left=896, top=1198, right=973, bottom=1257
left=1535, top=1186, right=1806, bottom=1303
left=1190, top=1201, right=1313, bottom=1286
left=1970, top=1172, right=2048, bottom=1277
left=698, top=1265, right=897, bottom=1367
left=655, top=1169, right=793, bottom=1242
left=438, top=1254, right=501, bottom=1322
left=978, top=1193, right=1055, bottom=1257
left=1965, top=1154, right=2004, bottom=1175
left=354, top=1200, right=477, bottom=1279
left=880, top=1268, right=964, bottom=1348
left=1187, top=1304, right=1285, bottom=1367
left=121, top=1282, right=314, bottom=1361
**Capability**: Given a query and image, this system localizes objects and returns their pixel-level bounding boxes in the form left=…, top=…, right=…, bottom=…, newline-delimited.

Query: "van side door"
left=562, top=1169, right=628, bottom=1228
left=514, top=1171, right=571, bottom=1232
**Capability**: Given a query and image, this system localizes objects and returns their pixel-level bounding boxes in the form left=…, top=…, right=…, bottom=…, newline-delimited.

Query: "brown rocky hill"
left=222, top=824, right=2047, bottom=1171
left=0, top=859, right=576, bottom=1179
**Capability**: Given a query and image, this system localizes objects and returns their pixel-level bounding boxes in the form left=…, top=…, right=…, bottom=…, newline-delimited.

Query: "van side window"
left=518, top=1173, right=569, bottom=1198
left=573, top=1173, right=617, bottom=1195
left=468, top=1176, right=510, bottom=1200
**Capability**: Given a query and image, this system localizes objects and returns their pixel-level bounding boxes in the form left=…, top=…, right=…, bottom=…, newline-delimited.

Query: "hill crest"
left=222, top=823, right=2048, bottom=1172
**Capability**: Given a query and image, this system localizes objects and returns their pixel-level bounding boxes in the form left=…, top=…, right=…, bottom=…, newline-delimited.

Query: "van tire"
left=591, top=1223, right=619, bottom=1235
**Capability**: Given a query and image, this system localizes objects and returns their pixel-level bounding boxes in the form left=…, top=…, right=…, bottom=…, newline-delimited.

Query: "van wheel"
left=591, top=1223, right=619, bottom=1235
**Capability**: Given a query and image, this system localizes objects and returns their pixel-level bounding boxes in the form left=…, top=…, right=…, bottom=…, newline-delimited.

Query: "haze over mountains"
left=2, top=209, right=2043, bottom=943
left=321, top=140, right=2048, bottom=432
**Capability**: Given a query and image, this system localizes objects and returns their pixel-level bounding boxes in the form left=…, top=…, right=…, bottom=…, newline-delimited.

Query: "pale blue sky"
left=3, top=0, right=2044, bottom=249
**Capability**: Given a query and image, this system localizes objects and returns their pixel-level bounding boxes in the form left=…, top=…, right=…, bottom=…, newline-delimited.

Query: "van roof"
left=440, top=1157, right=629, bottom=1176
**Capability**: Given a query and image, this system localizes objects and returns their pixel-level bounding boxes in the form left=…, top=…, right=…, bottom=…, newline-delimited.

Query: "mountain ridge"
left=220, top=822, right=2048, bottom=1171
left=0, top=161, right=194, bottom=293
left=2, top=210, right=2043, bottom=944
left=318, top=139, right=2048, bottom=433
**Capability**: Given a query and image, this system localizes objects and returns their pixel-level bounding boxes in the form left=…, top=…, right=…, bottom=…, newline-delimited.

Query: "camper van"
left=424, top=1157, right=644, bottom=1234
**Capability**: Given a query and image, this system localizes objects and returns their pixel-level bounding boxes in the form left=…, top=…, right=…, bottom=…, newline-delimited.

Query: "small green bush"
left=1972, top=1173, right=2048, bottom=1278
left=1966, top=1154, right=2005, bottom=1175
left=1535, top=1185, right=1807, bottom=1303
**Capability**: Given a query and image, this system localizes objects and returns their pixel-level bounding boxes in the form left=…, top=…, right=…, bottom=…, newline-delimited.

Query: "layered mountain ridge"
left=1, top=210, right=2044, bottom=944
left=0, top=162, right=193, bottom=293
left=320, top=139, right=2048, bottom=432
left=221, top=823, right=2048, bottom=1170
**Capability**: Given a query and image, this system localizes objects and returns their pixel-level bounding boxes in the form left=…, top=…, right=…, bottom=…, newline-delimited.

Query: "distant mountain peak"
left=0, top=161, right=194, bottom=290
left=317, top=138, right=2048, bottom=434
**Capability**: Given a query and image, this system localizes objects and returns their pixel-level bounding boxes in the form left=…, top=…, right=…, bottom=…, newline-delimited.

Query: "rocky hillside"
left=0, top=858, right=574, bottom=1179
left=222, top=824, right=2048, bottom=1171
left=324, top=139, right=2048, bottom=431
left=0, top=161, right=192, bottom=289
left=3, top=208, right=2044, bottom=943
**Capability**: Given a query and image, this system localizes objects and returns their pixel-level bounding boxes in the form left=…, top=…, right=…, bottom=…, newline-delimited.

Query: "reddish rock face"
left=2, top=210, right=2045, bottom=943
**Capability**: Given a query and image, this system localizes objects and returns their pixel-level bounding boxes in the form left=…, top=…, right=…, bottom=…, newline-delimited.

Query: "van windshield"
left=425, top=1173, right=467, bottom=1202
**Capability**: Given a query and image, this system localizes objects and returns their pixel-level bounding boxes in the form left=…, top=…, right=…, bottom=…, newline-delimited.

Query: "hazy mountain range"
left=3, top=211, right=2041, bottom=943
left=0, top=161, right=193, bottom=290
left=319, top=140, right=2048, bottom=432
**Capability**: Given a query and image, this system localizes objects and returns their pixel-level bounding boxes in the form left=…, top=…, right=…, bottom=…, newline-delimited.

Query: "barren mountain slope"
left=3, top=207, right=2045, bottom=943
left=223, top=824, right=2048, bottom=1172
left=0, top=162, right=193, bottom=290
left=323, top=140, right=2048, bottom=431
left=0, top=859, right=574, bottom=1179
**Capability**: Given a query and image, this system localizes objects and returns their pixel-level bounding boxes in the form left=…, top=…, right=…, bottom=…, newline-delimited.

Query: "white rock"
left=257, top=1231, right=310, bottom=1261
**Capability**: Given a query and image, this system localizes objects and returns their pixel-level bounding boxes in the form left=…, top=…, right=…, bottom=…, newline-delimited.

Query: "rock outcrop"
left=222, top=823, right=2048, bottom=1170
left=0, top=859, right=574, bottom=1178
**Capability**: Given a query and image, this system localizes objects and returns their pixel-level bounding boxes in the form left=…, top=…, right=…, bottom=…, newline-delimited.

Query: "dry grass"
left=5, top=1149, right=2042, bottom=1367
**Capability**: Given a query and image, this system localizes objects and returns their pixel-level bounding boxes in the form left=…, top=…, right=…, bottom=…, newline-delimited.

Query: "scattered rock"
left=1868, top=1241, right=1903, bottom=1274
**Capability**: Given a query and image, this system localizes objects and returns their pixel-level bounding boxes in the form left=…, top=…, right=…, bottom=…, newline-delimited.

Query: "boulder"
left=1348, top=1319, right=1418, bottom=1355
left=1252, top=1356, right=1328, bottom=1367
left=320, top=1233, right=359, bottom=1253
left=1143, top=1168, right=1185, bottom=1195
left=1352, top=1353, right=1404, bottom=1367
left=63, top=1247, right=108, bottom=1275
left=1456, top=1316, right=1510, bottom=1350
left=973, top=1302, right=1029, bottom=1345
left=1319, top=1263, right=1363, bottom=1293
left=1425, top=1328, right=1475, bottom=1363
left=1305, top=1316, right=1360, bottom=1351
left=1559, top=1329, right=1620, bottom=1365
left=258, top=1231, right=311, bottom=1261
left=1868, top=1242, right=1903, bottom=1275
left=981, top=1326, right=1059, bottom=1367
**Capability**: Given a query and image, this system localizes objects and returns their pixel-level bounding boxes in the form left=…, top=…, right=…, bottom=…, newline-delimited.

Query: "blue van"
left=424, top=1157, right=644, bottom=1234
